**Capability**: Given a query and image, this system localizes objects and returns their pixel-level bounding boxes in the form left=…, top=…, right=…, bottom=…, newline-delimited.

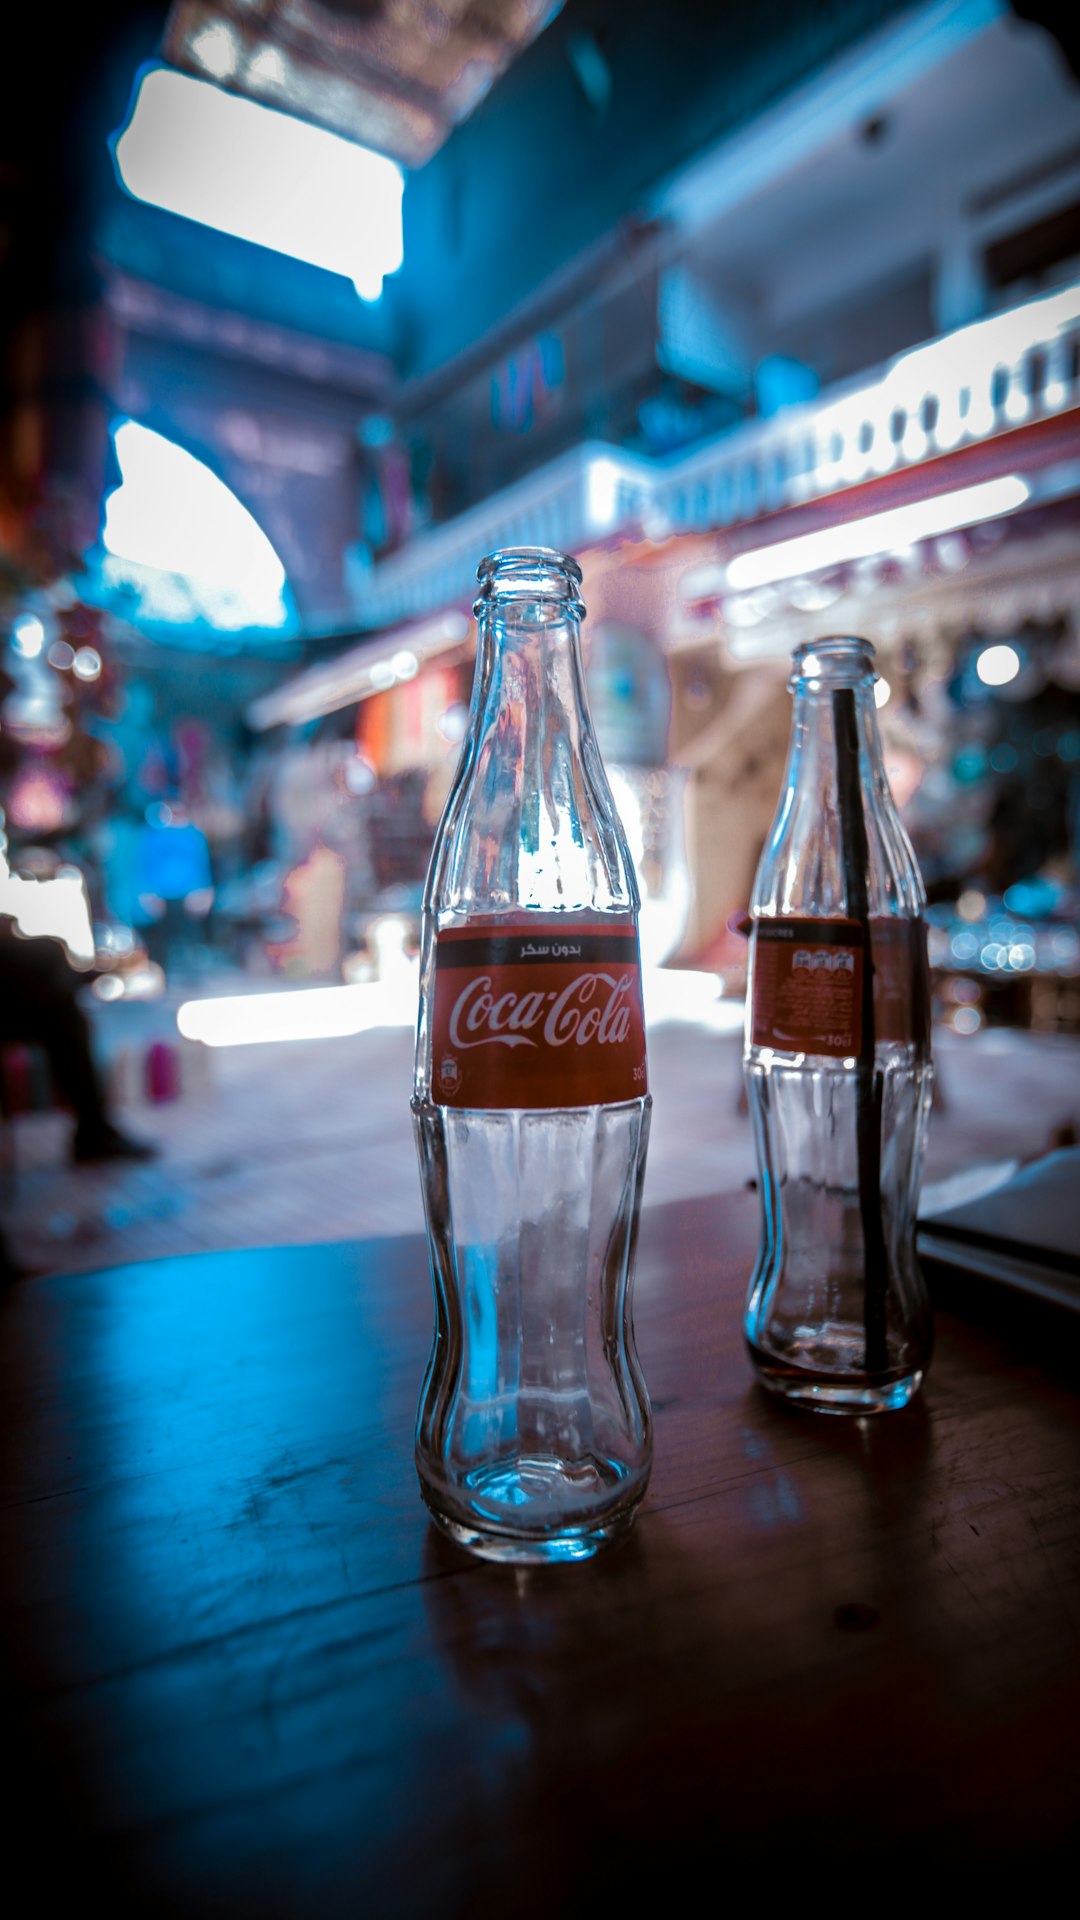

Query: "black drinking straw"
left=833, top=687, right=889, bottom=1375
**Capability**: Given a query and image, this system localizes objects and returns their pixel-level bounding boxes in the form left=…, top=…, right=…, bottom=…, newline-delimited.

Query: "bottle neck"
left=474, top=546, right=585, bottom=617
left=752, top=636, right=924, bottom=920
left=786, top=675, right=889, bottom=793
left=470, top=547, right=594, bottom=772
left=783, top=636, right=888, bottom=800
left=472, top=587, right=593, bottom=764
left=426, top=547, right=633, bottom=916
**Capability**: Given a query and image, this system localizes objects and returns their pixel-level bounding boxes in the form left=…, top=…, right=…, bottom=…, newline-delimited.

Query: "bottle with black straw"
left=743, top=636, right=933, bottom=1413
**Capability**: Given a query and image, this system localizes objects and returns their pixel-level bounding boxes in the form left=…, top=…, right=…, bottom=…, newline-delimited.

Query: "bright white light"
left=113, top=66, right=404, bottom=301
left=725, top=594, right=769, bottom=629
left=586, top=456, right=621, bottom=533
left=103, top=420, right=290, bottom=631
left=73, top=646, right=102, bottom=682
left=0, top=853, right=95, bottom=964
left=438, top=702, right=469, bottom=743
left=100, top=924, right=136, bottom=955
left=248, top=47, right=287, bottom=89
left=976, top=642, right=1021, bottom=687
left=392, top=649, right=418, bottom=681
left=118, top=962, right=166, bottom=1001
left=642, top=967, right=742, bottom=1034
left=874, top=677, right=891, bottom=709
left=177, top=979, right=417, bottom=1048
left=191, top=25, right=237, bottom=80
left=726, top=476, right=1030, bottom=591
left=679, top=563, right=726, bottom=603
left=248, top=610, right=471, bottom=730
left=607, top=767, right=693, bottom=969
left=344, top=754, right=376, bottom=795
left=12, top=614, right=45, bottom=658
left=788, top=578, right=843, bottom=612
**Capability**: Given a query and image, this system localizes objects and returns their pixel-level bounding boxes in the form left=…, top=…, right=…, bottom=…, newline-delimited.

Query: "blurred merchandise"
left=145, top=1040, right=182, bottom=1104
left=267, top=842, right=346, bottom=979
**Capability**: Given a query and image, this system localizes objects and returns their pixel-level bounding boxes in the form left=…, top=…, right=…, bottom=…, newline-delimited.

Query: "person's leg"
left=0, top=933, right=156, bottom=1161
left=42, top=997, right=117, bottom=1152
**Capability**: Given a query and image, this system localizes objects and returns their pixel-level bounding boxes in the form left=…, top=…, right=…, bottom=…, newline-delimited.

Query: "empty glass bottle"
left=744, top=635, right=933, bottom=1413
left=413, top=548, right=652, bottom=1562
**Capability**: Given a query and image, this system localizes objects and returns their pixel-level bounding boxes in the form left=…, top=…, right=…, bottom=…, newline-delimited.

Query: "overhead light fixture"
left=726, top=475, right=1031, bottom=591
left=112, top=65, right=404, bottom=301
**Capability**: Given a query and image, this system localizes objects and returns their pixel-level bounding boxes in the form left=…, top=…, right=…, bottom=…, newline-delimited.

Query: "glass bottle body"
left=744, top=637, right=934, bottom=1414
left=413, top=550, right=652, bottom=1562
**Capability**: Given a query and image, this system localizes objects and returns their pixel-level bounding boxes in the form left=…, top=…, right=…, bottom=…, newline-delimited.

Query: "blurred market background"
left=2, top=0, right=1080, bottom=1273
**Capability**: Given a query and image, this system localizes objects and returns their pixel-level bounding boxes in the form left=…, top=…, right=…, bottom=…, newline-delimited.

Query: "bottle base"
left=418, top=1453, right=646, bottom=1565
left=746, top=1336, right=926, bottom=1415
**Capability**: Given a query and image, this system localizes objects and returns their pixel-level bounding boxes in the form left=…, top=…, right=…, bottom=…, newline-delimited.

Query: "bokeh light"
left=12, top=614, right=45, bottom=658
left=976, top=643, right=1021, bottom=687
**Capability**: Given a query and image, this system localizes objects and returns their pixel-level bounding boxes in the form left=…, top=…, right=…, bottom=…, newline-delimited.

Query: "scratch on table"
left=938, top=1551, right=990, bottom=1614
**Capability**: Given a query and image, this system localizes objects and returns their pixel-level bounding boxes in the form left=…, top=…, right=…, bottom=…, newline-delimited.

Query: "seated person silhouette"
left=0, top=917, right=156, bottom=1163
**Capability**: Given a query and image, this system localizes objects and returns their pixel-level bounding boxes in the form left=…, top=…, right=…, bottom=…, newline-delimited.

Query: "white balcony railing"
left=353, top=443, right=653, bottom=630
left=353, top=279, right=1080, bottom=631
left=650, top=279, right=1080, bottom=536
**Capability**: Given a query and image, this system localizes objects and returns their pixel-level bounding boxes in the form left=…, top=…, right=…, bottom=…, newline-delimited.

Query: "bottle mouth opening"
left=475, top=547, right=585, bottom=617
left=790, top=634, right=878, bottom=689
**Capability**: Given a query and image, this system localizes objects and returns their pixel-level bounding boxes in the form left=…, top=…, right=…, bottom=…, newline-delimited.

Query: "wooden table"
left=3, top=1190, right=1079, bottom=1910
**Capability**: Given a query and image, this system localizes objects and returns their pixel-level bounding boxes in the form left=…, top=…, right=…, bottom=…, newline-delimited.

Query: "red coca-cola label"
left=430, top=917, right=648, bottom=1109
left=749, top=915, right=930, bottom=1058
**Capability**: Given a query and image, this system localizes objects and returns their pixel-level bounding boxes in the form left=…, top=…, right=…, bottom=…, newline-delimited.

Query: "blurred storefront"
left=247, top=267, right=1080, bottom=1031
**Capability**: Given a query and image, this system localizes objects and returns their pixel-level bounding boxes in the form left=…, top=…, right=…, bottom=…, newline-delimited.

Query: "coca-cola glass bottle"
left=744, top=635, right=934, bottom=1414
left=413, top=547, right=652, bottom=1562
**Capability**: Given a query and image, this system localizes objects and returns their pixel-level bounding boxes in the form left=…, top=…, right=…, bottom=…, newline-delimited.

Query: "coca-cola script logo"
left=448, top=970, right=635, bottom=1051
left=429, top=918, right=648, bottom=1108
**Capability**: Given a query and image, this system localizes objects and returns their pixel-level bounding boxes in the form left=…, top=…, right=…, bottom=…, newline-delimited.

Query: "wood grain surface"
left=2, top=1189, right=1079, bottom=1911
